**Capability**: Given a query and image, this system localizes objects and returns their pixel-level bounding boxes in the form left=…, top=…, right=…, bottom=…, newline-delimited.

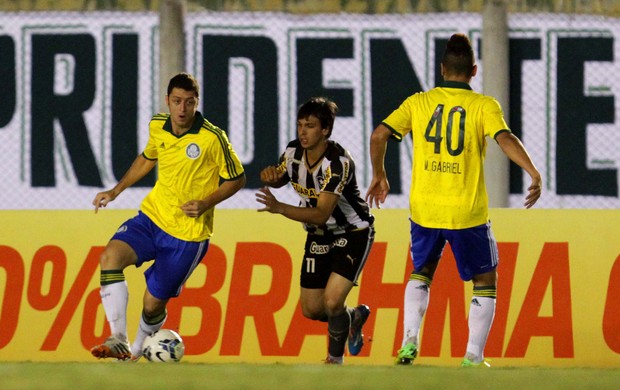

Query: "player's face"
left=166, top=87, right=199, bottom=133
left=297, top=115, right=328, bottom=151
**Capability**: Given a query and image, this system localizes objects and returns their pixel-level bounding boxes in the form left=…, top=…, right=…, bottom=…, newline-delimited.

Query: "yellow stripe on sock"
left=100, top=270, right=125, bottom=286
left=473, top=286, right=496, bottom=299
left=409, top=273, right=432, bottom=285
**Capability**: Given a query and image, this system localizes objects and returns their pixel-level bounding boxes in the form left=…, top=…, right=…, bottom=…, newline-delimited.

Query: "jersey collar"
left=163, top=111, right=205, bottom=136
left=440, top=81, right=472, bottom=90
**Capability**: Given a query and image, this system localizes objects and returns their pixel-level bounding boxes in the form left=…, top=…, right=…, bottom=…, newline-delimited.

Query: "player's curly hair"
left=297, top=97, right=339, bottom=138
left=441, top=33, right=475, bottom=77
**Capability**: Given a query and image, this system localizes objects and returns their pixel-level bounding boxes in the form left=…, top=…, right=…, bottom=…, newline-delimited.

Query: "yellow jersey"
left=383, top=81, right=509, bottom=229
left=140, top=112, right=244, bottom=241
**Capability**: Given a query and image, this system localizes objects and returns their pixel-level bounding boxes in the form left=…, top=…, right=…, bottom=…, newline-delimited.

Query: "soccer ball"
left=142, top=329, right=185, bottom=362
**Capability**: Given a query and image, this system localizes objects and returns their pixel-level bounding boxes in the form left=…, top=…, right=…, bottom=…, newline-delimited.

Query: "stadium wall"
left=0, top=11, right=618, bottom=210
left=1, top=209, right=619, bottom=367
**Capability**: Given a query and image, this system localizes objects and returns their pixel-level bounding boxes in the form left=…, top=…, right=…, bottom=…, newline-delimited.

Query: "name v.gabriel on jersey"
left=424, top=160, right=463, bottom=174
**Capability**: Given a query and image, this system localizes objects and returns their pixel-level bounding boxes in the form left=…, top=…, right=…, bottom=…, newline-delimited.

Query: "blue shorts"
left=409, top=220, right=498, bottom=281
left=111, top=211, right=210, bottom=300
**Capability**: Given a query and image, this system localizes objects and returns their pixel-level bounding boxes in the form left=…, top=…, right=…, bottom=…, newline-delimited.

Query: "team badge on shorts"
left=186, top=143, right=201, bottom=159
left=116, top=225, right=128, bottom=233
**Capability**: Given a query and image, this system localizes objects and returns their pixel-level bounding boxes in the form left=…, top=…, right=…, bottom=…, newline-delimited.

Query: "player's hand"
left=365, top=176, right=390, bottom=209
left=181, top=199, right=209, bottom=218
left=92, top=190, right=117, bottom=213
left=255, top=187, right=283, bottom=214
left=260, top=166, right=285, bottom=186
left=524, top=177, right=542, bottom=209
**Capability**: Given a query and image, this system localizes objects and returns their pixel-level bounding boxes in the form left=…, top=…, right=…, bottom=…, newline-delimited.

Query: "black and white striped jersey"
left=275, top=139, right=374, bottom=235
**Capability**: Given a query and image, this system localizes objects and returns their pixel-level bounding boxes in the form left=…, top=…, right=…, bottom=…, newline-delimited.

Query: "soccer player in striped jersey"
left=256, top=97, right=375, bottom=364
left=366, top=34, right=542, bottom=367
left=90, top=72, right=246, bottom=361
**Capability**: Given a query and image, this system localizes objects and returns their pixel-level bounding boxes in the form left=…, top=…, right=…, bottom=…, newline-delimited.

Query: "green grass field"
left=1, top=362, right=619, bottom=389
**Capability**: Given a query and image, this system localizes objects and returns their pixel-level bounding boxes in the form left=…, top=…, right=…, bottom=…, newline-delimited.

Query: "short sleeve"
left=482, top=97, right=510, bottom=139
left=382, top=94, right=416, bottom=142
left=213, top=131, right=245, bottom=180
left=142, top=121, right=158, bottom=160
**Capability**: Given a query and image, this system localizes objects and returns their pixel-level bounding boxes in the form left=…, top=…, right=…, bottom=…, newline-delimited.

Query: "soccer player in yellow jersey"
left=90, top=72, right=246, bottom=361
left=366, top=34, right=542, bottom=367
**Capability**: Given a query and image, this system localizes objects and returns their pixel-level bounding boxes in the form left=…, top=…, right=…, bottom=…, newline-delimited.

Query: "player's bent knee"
left=301, top=307, right=327, bottom=321
left=472, top=270, right=497, bottom=286
left=143, top=307, right=167, bottom=324
left=323, top=302, right=346, bottom=318
left=99, top=250, right=123, bottom=269
left=99, top=240, right=137, bottom=269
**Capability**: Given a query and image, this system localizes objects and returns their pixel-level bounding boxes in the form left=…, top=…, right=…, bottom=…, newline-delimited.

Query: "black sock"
left=327, top=309, right=351, bottom=357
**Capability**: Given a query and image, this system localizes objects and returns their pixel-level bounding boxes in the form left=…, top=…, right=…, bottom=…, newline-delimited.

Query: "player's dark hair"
left=167, top=72, right=200, bottom=98
left=297, top=97, right=339, bottom=138
left=441, top=33, right=475, bottom=77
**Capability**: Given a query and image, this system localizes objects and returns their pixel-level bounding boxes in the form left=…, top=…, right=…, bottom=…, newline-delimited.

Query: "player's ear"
left=471, top=64, right=478, bottom=78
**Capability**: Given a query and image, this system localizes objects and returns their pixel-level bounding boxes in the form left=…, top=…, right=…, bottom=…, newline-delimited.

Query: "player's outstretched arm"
left=92, top=154, right=156, bottom=213
left=256, top=187, right=338, bottom=225
left=495, top=131, right=542, bottom=208
left=366, top=124, right=392, bottom=209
